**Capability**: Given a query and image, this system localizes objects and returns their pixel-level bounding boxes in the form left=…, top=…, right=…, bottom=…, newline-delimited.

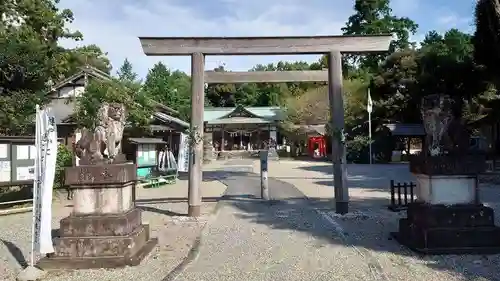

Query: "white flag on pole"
left=32, top=105, right=56, bottom=257
left=367, top=89, right=373, bottom=114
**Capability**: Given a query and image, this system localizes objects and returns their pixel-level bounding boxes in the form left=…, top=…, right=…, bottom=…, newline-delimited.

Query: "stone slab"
left=393, top=203, right=500, bottom=255
left=66, top=163, right=136, bottom=186
left=59, top=207, right=142, bottom=237
left=37, top=237, right=158, bottom=269
left=406, top=202, right=494, bottom=228
left=52, top=224, right=149, bottom=258
left=391, top=226, right=500, bottom=255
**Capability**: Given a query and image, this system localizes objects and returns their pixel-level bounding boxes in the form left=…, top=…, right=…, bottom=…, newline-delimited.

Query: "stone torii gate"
left=139, top=35, right=392, bottom=217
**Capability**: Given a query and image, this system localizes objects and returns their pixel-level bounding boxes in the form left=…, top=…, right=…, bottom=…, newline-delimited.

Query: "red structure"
left=308, top=136, right=326, bottom=158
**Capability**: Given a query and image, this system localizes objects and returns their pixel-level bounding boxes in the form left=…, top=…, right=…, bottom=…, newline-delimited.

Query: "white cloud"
left=58, top=0, right=349, bottom=78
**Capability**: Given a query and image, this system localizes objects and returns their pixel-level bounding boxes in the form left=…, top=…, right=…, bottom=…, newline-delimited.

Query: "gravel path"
left=176, top=174, right=385, bottom=281
left=178, top=162, right=500, bottom=281
left=0, top=179, right=226, bottom=281
left=0, top=202, right=214, bottom=281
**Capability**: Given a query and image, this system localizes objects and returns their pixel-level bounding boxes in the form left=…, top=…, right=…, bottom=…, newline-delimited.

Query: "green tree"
left=116, top=58, right=138, bottom=82
left=373, top=29, right=487, bottom=123
left=143, top=62, right=192, bottom=120
left=474, top=0, right=500, bottom=85
left=205, top=61, right=320, bottom=108
left=0, top=0, right=82, bottom=134
left=341, top=0, right=418, bottom=72
left=54, top=44, right=112, bottom=78
left=205, top=65, right=239, bottom=107
left=74, top=79, right=153, bottom=130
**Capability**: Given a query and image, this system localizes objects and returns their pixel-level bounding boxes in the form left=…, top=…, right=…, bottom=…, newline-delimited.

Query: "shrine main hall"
left=204, top=105, right=284, bottom=152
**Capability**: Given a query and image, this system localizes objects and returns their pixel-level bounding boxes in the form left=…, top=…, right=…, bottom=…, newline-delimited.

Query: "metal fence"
left=388, top=180, right=416, bottom=212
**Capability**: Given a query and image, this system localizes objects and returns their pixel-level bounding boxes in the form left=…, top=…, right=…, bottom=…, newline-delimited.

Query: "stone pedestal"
left=392, top=154, right=500, bottom=254
left=414, top=174, right=477, bottom=205
left=38, top=163, right=158, bottom=269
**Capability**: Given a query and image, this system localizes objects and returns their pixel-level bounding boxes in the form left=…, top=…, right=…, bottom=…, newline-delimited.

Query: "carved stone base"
left=59, top=207, right=142, bottom=237
left=37, top=208, right=157, bottom=269
left=409, top=154, right=486, bottom=175
left=392, top=202, right=500, bottom=254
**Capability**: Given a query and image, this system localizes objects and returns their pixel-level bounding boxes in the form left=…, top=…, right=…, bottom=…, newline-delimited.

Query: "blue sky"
left=58, top=0, right=475, bottom=78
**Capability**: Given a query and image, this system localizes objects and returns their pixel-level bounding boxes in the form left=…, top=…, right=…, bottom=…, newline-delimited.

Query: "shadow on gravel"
left=1, top=239, right=27, bottom=267
left=216, top=167, right=500, bottom=281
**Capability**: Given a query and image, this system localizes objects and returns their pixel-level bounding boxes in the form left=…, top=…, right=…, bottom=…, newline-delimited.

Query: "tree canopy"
left=1, top=0, right=496, bottom=163
left=0, top=0, right=110, bottom=134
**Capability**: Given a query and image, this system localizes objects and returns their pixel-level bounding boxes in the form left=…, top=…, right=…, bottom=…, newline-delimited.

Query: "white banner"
left=177, top=133, right=189, bottom=172
left=367, top=88, right=373, bottom=114
left=167, top=150, right=178, bottom=171
left=31, top=105, right=57, bottom=258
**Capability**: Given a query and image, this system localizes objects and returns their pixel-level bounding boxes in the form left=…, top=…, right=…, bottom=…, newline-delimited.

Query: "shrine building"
left=204, top=105, right=285, bottom=152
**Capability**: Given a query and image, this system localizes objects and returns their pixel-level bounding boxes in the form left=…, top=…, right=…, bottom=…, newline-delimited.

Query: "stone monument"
left=392, top=94, right=500, bottom=254
left=38, top=103, right=157, bottom=269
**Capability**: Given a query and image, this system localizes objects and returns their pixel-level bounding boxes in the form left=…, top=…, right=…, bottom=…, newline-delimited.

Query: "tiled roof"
left=204, top=106, right=284, bottom=122
left=128, top=138, right=166, bottom=144
left=207, top=117, right=272, bottom=124
left=154, top=112, right=189, bottom=128
left=384, top=123, right=425, bottom=136
left=48, top=65, right=111, bottom=94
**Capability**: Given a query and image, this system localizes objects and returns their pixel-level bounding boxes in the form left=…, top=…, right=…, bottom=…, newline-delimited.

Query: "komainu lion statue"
left=74, top=103, right=126, bottom=165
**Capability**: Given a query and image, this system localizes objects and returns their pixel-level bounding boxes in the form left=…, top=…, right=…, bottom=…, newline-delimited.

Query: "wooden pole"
left=328, top=50, right=349, bottom=215
left=188, top=52, right=205, bottom=217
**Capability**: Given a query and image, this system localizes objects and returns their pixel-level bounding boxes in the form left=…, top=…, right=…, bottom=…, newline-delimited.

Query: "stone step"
left=394, top=219, right=500, bottom=254
left=406, top=203, right=495, bottom=228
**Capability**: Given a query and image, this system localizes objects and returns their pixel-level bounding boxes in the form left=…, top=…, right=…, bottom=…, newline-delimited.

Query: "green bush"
left=55, top=144, right=73, bottom=189
left=346, top=135, right=371, bottom=163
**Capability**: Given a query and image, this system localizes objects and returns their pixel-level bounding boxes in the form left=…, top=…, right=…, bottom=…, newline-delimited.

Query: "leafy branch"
left=185, top=126, right=203, bottom=149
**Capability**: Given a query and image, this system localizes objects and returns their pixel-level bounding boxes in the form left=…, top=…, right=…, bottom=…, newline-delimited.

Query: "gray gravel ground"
left=0, top=195, right=217, bottom=281
left=177, top=168, right=500, bottom=281
left=318, top=197, right=500, bottom=281
left=4, top=160, right=500, bottom=281
left=176, top=174, right=380, bottom=281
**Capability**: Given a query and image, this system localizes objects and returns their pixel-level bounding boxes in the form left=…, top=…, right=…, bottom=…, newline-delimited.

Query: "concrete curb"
left=0, top=206, right=32, bottom=216
left=160, top=181, right=228, bottom=281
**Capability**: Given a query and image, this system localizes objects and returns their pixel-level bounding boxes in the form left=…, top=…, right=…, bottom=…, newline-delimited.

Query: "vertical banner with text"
left=177, top=133, right=190, bottom=172
left=31, top=105, right=57, bottom=262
